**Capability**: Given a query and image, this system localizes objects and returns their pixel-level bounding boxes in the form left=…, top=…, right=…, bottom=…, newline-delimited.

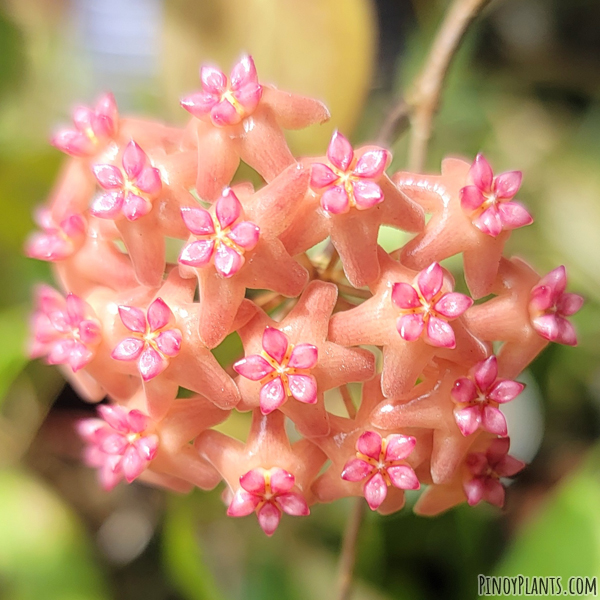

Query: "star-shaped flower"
left=413, top=436, right=525, bottom=515
left=451, top=355, right=524, bottom=437
left=280, top=132, right=424, bottom=288
left=233, top=280, right=376, bottom=437
left=329, top=248, right=487, bottom=397
left=195, top=409, right=326, bottom=536
left=25, top=209, right=86, bottom=262
left=178, top=165, right=311, bottom=348
left=463, top=258, right=583, bottom=378
left=394, top=157, right=533, bottom=298
left=181, top=54, right=330, bottom=201
left=459, top=154, right=532, bottom=237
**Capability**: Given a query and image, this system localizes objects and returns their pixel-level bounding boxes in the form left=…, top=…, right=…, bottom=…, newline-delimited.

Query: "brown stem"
left=377, top=0, right=491, bottom=171
left=340, top=384, right=357, bottom=419
left=336, top=498, right=365, bottom=600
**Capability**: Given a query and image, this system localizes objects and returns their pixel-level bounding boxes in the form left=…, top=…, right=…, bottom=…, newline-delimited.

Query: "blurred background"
left=0, top=0, right=599, bottom=598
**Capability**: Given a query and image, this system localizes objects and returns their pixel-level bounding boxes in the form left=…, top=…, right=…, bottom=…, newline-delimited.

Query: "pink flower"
left=111, top=298, right=182, bottom=381
left=234, top=327, right=318, bottom=415
left=91, top=141, right=162, bottom=221
left=459, top=154, right=533, bottom=237
left=78, top=405, right=158, bottom=490
left=451, top=355, right=524, bottom=437
left=25, top=209, right=86, bottom=262
left=181, top=55, right=262, bottom=127
left=310, top=131, right=390, bottom=214
left=227, top=467, right=309, bottom=536
left=29, top=286, right=102, bottom=372
left=179, top=188, right=260, bottom=278
left=463, top=438, right=525, bottom=507
left=51, top=93, right=118, bottom=157
left=392, top=262, right=473, bottom=348
left=529, top=265, right=584, bottom=346
left=341, top=431, right=419, bottom=510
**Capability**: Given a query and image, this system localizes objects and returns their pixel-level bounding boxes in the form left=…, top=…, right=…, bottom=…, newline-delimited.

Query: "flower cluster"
left=28, top=54, right=583, bottom=535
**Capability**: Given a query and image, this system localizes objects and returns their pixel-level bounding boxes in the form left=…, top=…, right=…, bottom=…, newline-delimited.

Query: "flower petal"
left=135, top=435, right=158, bottom=461
left=426, top=316, right=456, bottom=348
left=495, top=455, right=525, bottom=478
left=532, top=314, right=559, bottom=341
left=147, top=298, right=172, bottom=332
left=259, top=377, right=287, bottom=414
left=135, top=166, right=162, bottom=195
left=180, top=207, right=215, bottom=235
left=288, top=344, right=318, bottom=369
left=557, top=293, right=584, bottom=317
left=287, top=374, right=317, bottom=404
left=460, top=185, right=485, bottom=212
left=277, top=492, right=309, bottom=516
left=111, top=338, right=145, bottom=361
left=327, top=130, right=353, bottom=172
left=233, top=354, right=275, bottom=381
left=122, top=141, right=146, bottom=180
left=310, top=163, right=338, bottom=189
left=483, top=478, right=505, bottom=507
left=216, top=189, right=242, bottom=229
left=384, top=434, right=416, bottom=461
left=341, top=458, right=372, bottom=482
left=90, top=191, right=124, bottom=219
left=118, top=305, right=146, bottom=333
left=121, top=446, right=147, bottom=483
left=475, top=205, right=503, bottom=237
left=180, top=91, right=219, bottom=117
left=201, top=65, right=227, bottom=94
left=214, top=243, right=243, bottom=277
left=364, top=472, right=388, bottom=510
left=451, top=377, right=478, bottom=404
left=211, top=100, right=240, bottom=126
left=488, top=379, right=524, bottom=403
left=98, top=405, right=130, bottom=432
left=230, top=55, right=258, bottom=89
left=122, top=193, right=152, bottom=221
left=320, top=185, right=350, bottom=214
left=464, top=477, right=485, bottom=506
left=228, top=221, right=260, bottom=250
left=78, top=319, right=101, bottom=344
left=227, top=488, right=260, bottom=517
left=387, top=465, right=420, bottom=490
left=353, top=149, right=389, bottom=179
left=93, top=164, right=124, bottom=189
left=127, top=410, right=150, bottom=433
left=356, top=431, right=382, bottom=460
left=262, top=327, right=288, bottom=363
left=555, top=317, right=577, bottom=346
left=155, top=329, right=182, bottom=357
left=269, top=468, right=295, bottom=494
left=352, top=180, right=384, bottom=210
left=240, top=469, right=266, bottom=494
left=493, top=170, right=522, bottom=199
left=470, top=153, right=493, bottom=192
left=257, top=502, right=281, bottom=536
left=397, top=313, right=425, bottom=342
left=179, top=240, right=215, bottom=267
left=454, top=405, right=482, bottom=436
left=497, top=201, right=533, bottom=230
left=417, top=262, right=443, bottom=302
left=138, top=346, right=168, bottom=381
left=392, top=282, right=421, bottom=310
left=434, top=292, right=473, bottom=319
left=482, top=405, right=508, bottom=436
left=474, top=355, right=498, bottom=393
left=100, top=432, right=128, bottom=455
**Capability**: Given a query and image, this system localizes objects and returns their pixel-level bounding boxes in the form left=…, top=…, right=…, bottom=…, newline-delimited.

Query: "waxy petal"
left=417, top=262, right=443, bottom=302
left=121, top=445, right=147, bottom=483
left=135, top=435, right=158, bottom=461
left=454, top=405, right=482, bottom=436
left=426, top=316, right=456, bottom=348
left=232, top=82, right=262, bottom=114
left=135, top=166, right=162, bottom=195
left=228, top=222, right=260, bottom=250
left=387, top=465, right=420, bottom=490
left=98, top=405, right=130, bottom=432
left=78, top=320, right=101, bottom=344
left=327, top=131, right=353, bottom=172
left=262, top=327, right=288, bottom=364
left=118, top=305, right=146, bottom=333
left=287, top=374, right=317, bottom=404
left=260, top=377, right=286, bottom=414
left=52, top=130, right=94, bottom=157
left=179, top=240, right=215, bottom=267
left=93, top=164, right=124, bottom=189
left=397, top=313, right=425, bottom=342
left=288, top=344, right=318, bottom=369
left=352, top=180, right=384, bottom=210
left=201, top=65, right=227, bottom=94
left=227, top=489, right=260, bottom=517
left=240, top=469, right=266, bottom=494
left=100, top=433, right=128, bottom=455
left=155, top=329, right=182, bottom=357
left=111, top=337, right=144, bottom=361
left=557, top=293, right=584, bottom=317
left=464, top=477, right=485, bottom=506
left=488, top=379, right=524, bottom=403
left=234, top=354, right=275, bottom=380
left=451, top=377, right=478, bottom=404
left=341, top=458, right=372, bottom=482
left=356, top=431, right=382, bottom=460
left=493, top=170, right=522, bottom=199
left=483, top=478, right=505, bottom=507
left=91, top=191, right=124, bottom=218
left=321, top=185, right=350, bottom=214
left=496, top=455, right=526, bottom=478
left=384, top=435, right=416, bottom=461
left=257, top=502, right=281, bottom=536
left=556, top=317, right=577, bottom=346
left=147, top=298, right=172, bottom=332
left=211, top=100, right=240, bottom=126
left=127, top=410, right=150, bottom=433
left=470, top=154, right=493, bottom=192
left=180, top=91, right=219, bottom=117
left=434, top=292, right=473, bottom=319
left=310, top=163, right=338, bottom=189
left=474, top=355, right=498, bottom=393
left=460, top=185, right=485, bottom=212
left=269, top=468, right=295, bottom=494
left=482, top=405, right=508, bottom=436
left=181, top=207, right=215, bottom=235
left=216, top=189, right=242, bottom=229
left=214, top=243, right=243, bottom=277
left=122, top=193, right=152, bottom=221
left=138, top=346, right=168, bottom=381
left=277, top=492, right=309, bottom=516
left=498, top=201, right=533, bottom=230
left=532, top=314, right=559, bottom=341
left=230, top=55, right=258, bottom=90
left=122, top=141, right=146, bottom=180
left=353, top=149, right=389, bottom=179
left=364, top=472, right=388, bottom=510
left=392, top=282, right=421, bottom=310
left=475, top=206, right=503, bottom=237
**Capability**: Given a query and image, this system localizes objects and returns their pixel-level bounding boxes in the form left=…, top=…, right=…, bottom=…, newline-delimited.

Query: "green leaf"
left=0, top=305, right=30, bottom=407
left=0, top=468, right=109, bottom=600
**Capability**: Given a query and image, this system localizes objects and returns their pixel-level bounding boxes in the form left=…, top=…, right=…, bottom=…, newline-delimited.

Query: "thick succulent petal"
left=230, top=55, right=258, bottom=89
left=392, top=282, right=421, bottom=310
left=155, top=329, right=182, bottom=357
left=537, top=266, right=567, bottom=300
left=93, top=164, right=124, bottom=189
left=321, top=185, right=350, bottom=214
left=364, top=472, right=388, bottom=510
left=495, top=455, right=526, bottom=477
left=353, top=149, right=389, bottom=179
left=262, top=327, right=288, bottom=364
left=475, top=205, right=503, bottom=237
left=451, top=377, right=478, bottom=404
left=497, top=202, right=533, bottom=230
left=310, top=163, right=338, bottom=189
left=126, top=409, right=150, bottom=433
left=257, top=502, right=281, bottom=536
left=67, top=343, right=94, bottom=371
left=352, top=180, right=384, bottom=210
left=111, top=337, right=144, bottom=361
left=138, top=346, right=169, bottom=381
left=356, top=431, right=382, bottom=460
left=269, top=468, right=295, bottom=494
left=180, top=91, right=219, bottom=117
left=211, top=100, right=240, bottom=126
left=277, top=492, right=309, bottom=516
left=327, top=131, right=353, bottom=172
left=288, top=344, right=318, bottom=369
left=434, top=292, right=473, bottom=318
left=417, top=262, right=443, bottom=302
left=341, top=458, right=372, bottom=482
left=200, top=65, right=227, bottom=94
left=228, top=222, right=260, bottom=250
left=78, top=320, right=101, bottom=344
left=179, top=239, right=215, bottom=267
left=122, top=193, right=152, bottom=221
left=260, top=377, right=287, bottom=414
left=216, top=189, right=242, bottom=229
left=227, top=488, right=260, bottom=517
left=118, top=305, right=146, bottom=333
left=482, top=406, right=508, bottom=436
left=232, top=83, right=262, bottom=114
left=385, top=435, right=416, bottom=461
left=122, top=446, right=147, bottom=483
left=557, top=293, right=584, bottom=317
left=51, top=130, right=95, bottom=157
left=100, top=433, right=128, bottom=455
left=122, top=141, right=146, bottom=180
left=239, top=469, right=266, bottom=494
left=454, top=405, right=482, bottom=436
left=488, top=379, right=524, bottom=403
left=91, top=191, right=124, bottom=219
left=464, top=477, right=485, bottom=506
left=234, top=354, right=275, bottom=381
left=493, top=170, right=522, bottom=199
left=470, top=154, right=493, bottom=192
left=287, top=374, right=318, bottom=404
left=483, top=478, right=505, bottom=507
left=460, top=185, right=485, bottom=212
left=387, top=465, right=420, bottom=490
left=555, top=317, right=577, bottom=346
left=397, top=313, right=425, bottom=342
left=426, top=317, right=456, bottom=348
left=134, top=435, right=158, bottom=461
left=147, top=298, right=172, bottom=332
left=181, top=207, right=215, bottom=235
left=474, top=355, right=498, bottom=392
left=214, top=243, right=243, bottom=277
left=532, top=314, right=559, bottom=341
left=98, top=405, right=130, bottom=432
left=135, top=166, right=162, bottom=195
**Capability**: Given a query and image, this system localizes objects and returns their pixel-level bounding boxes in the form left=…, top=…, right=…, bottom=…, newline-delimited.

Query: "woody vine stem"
left=337, top=0, right=491, bottom=596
